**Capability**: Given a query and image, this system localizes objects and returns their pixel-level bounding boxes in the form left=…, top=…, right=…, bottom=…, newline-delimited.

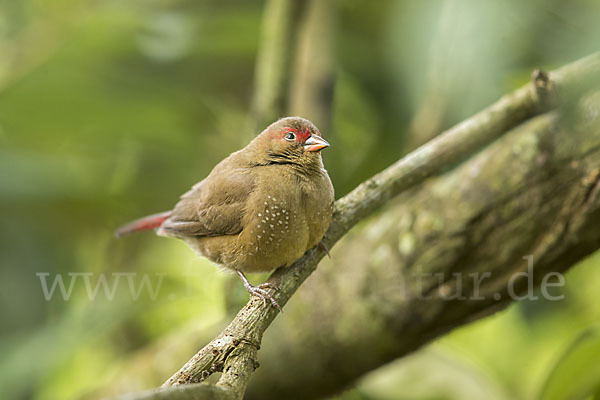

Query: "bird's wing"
left=161, top=167, right=254, bottom=237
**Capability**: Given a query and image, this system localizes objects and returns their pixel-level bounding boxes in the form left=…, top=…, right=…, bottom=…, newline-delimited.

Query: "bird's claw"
left=257, top=282, right=276, bottom=289
left=247, top=285, right=282, bottom=312
left=237, top=271, right=283, bottom=312
left=318, top=241, right=331, bottom=258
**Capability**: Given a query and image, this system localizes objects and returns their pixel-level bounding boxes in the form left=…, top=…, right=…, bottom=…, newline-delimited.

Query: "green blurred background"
left=1, top=0, right=600, bottom=399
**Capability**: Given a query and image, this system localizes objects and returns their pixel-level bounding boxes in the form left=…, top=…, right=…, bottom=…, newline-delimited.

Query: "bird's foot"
left=236, top=271, right=282, bottom=312
left=318, top=241, right=331, bottom=258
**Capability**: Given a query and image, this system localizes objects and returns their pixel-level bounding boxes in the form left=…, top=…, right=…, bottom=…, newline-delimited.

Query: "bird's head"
left=251, top=117, right=330, bottom=169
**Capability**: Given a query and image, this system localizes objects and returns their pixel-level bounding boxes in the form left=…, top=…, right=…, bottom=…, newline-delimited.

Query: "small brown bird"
left=116, top=117, right=334, bottom=310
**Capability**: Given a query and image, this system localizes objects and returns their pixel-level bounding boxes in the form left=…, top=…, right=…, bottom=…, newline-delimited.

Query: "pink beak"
left=303, top=134, right=330, bottom=152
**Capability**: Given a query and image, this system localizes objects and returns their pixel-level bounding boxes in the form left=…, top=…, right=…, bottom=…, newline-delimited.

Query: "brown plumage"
left=116, top=117, right=334, bottom=310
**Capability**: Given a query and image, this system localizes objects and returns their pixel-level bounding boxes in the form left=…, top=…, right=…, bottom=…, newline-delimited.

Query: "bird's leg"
left=236, top=271, right=282, bottom=312
left=318, top=240, right=331, bottom=258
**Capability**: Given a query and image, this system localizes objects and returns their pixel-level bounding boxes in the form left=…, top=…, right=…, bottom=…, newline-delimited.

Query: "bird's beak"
left=304, top=134, right=330, bottom=152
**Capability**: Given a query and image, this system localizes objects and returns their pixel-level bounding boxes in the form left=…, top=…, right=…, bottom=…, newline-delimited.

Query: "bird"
left=115, top=117, right=335, bottom=311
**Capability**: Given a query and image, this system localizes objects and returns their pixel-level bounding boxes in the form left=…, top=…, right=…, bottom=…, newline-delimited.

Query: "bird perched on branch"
left=116, top=117, right=335, bottom=311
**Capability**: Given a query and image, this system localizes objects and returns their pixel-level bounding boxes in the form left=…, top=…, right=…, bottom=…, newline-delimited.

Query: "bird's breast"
left=232, top=166, right=334, bottom=273
left=236, top=192, right=309, bottom=272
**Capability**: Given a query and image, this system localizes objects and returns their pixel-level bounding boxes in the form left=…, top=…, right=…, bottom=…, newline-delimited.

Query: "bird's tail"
left=114, top=211, right=171, bottom=238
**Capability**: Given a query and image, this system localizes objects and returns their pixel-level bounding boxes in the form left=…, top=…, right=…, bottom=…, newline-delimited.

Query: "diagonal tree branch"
left=112, top=52, right=600, bottom=400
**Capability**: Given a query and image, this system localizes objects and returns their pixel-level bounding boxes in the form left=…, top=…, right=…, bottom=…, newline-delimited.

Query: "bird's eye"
left=284, top=132, right=296, bottom=141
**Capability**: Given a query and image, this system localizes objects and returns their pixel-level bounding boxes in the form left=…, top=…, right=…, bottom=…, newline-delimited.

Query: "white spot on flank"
left=266, top=210, right=269, bottom=213
left=266, top=216, right=269, bottom=221
left=270, top=224, right=274, bottom=228
left=264, top=202, right=268, bottom=205
left=258, top=213, right=262, bottom=217
left=258, top=235, right=262, bottom=239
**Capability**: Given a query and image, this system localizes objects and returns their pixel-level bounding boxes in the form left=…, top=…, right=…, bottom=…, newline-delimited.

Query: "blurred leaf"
left=539, top=326, right=600, bottom=400
left=342, top=346, right=512, bottom=400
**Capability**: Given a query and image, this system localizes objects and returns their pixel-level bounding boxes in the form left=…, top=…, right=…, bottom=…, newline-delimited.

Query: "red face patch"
left=282, top=127, right=312, bottom=144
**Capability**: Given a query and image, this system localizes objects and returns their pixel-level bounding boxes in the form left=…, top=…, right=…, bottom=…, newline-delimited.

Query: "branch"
left=287, top=0, right=336, bottom=131
left=113, top=52, right=600, bottom=400
left=247, top=0, right=306, bottom=135
left=406, top=0, right=463, bottom=150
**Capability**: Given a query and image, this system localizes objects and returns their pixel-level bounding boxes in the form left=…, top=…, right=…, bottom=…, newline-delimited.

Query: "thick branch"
left=113, top=384, right=231, bottom=400
left=113, top=53, right=600, bottom=400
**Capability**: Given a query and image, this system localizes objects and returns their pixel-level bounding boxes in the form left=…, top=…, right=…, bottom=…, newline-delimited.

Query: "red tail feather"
left=115, top=211, right=171, bottom=238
